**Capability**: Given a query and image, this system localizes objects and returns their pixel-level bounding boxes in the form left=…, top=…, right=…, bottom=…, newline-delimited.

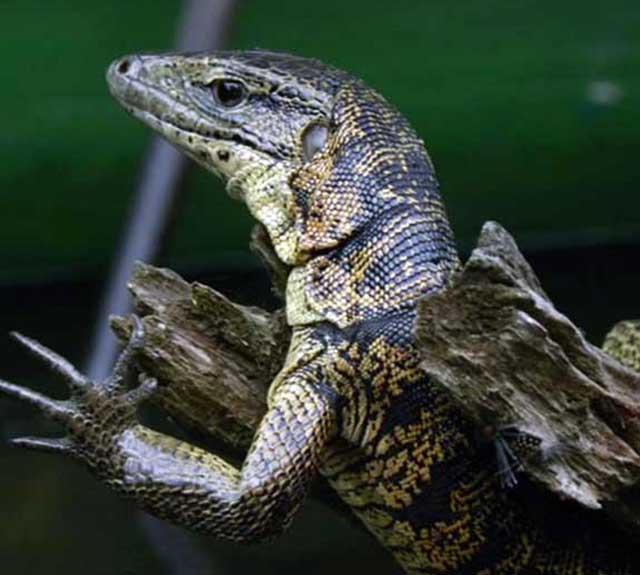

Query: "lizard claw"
left=11, top=435, right=74, bottom=455
left=10, top=331, right=89, bottom=392
left=0, top=378, right=73, bottom=423
left=2, top=315, right=156, bottom=470
left=107, top=314, right=146, bottom=392
left=494, top=432, right=523, bottom=489
left=126, top=373, right=158, bottom=406
left=493, top=425, right=544, bottom=489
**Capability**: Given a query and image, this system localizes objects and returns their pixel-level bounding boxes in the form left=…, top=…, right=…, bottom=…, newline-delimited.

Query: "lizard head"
left=107, top=50, right=348, bottom=265
left=107, top=50, right=459, bottom=326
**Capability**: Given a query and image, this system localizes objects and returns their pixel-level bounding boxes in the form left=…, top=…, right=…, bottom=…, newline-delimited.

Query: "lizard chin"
left=117, top=100, right=302, bottom=262
left=117, top=101, right=240, bottom=182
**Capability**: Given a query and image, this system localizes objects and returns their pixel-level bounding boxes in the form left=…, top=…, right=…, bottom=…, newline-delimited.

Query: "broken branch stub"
left=416, top=222, right=640, bottom=530
left=111, top=262, right=289, bottom=454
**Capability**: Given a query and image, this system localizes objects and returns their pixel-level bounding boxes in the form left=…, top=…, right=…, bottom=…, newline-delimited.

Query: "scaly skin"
left=0, top=51, right=636, bottom=573
left=604, top=321, right=640, bottom=373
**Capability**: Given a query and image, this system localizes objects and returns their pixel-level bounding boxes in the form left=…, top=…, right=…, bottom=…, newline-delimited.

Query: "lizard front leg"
left=0, top=318, right=338, bottom=542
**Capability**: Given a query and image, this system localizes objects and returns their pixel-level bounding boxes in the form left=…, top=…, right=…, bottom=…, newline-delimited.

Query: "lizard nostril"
left=117, top=59, right=131, bottom=75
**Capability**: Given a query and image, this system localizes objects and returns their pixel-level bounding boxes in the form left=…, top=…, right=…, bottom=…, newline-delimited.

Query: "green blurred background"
left=1, top=1, right=639, bottom=574
left=3, top=0, right=639, bottom=284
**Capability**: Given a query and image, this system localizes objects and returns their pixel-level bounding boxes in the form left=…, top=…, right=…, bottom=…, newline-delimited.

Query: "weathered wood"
left=111, top=262, right=289, bottom=453
left=416, top=222, right=640, bottom=531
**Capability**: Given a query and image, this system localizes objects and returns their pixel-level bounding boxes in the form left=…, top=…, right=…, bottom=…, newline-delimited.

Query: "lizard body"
left=1, top=51, right=635, bottom=574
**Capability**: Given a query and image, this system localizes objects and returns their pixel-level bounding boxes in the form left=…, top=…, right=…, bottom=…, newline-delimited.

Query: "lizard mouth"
left=106, top=55, right=251, bottom=185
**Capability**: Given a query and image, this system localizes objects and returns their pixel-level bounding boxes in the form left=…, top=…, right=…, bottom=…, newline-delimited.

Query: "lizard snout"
left=106, top=55, right=147, bottom=101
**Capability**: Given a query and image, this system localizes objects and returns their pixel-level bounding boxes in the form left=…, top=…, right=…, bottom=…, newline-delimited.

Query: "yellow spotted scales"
left=1, top=51, right=637, bottom=574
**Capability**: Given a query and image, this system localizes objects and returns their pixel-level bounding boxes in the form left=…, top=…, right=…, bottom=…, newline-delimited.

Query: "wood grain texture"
left=111, top=262, right=289, bottom=454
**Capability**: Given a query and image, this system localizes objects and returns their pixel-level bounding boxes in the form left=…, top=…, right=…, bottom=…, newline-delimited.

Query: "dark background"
left=1, top=1, right=639, bottom=574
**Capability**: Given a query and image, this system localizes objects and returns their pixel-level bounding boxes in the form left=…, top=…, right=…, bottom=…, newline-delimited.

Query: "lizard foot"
left=0, top=316, right=156, bottom=472
left=493, top=425, right=544, bottom=489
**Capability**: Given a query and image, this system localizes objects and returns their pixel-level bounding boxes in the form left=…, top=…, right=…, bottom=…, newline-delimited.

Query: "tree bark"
left=111, top=263, right=289, bottom=454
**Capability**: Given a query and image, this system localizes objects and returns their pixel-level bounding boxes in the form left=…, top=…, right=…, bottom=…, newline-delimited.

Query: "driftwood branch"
left=416, top=222, right=640, bottom=531
left=111, top=263, right=289, bottom=454
left=112, top=222, right=640, bottom=533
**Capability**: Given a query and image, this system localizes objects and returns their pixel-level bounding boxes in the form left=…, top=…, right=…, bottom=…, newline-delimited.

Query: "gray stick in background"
left=86, top=2, right=239, bottom=573
left=86, top=0, right=238, bottom=382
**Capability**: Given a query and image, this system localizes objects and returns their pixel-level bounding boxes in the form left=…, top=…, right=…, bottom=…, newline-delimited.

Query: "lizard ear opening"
left=302, top=122, right=328, bottom=162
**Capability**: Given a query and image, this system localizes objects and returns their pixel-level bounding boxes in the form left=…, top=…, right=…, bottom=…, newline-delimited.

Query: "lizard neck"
left=284, top=81, right=460, bottom=329
left=286, top=199, right=460, bottom=329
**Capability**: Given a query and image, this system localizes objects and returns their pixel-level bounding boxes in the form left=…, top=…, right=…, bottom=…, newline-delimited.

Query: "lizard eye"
left=211, top=79, right=247, bottom=108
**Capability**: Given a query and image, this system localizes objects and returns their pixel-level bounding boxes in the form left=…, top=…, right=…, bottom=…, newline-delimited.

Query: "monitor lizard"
left=1, top=51, right=636, bottom=574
